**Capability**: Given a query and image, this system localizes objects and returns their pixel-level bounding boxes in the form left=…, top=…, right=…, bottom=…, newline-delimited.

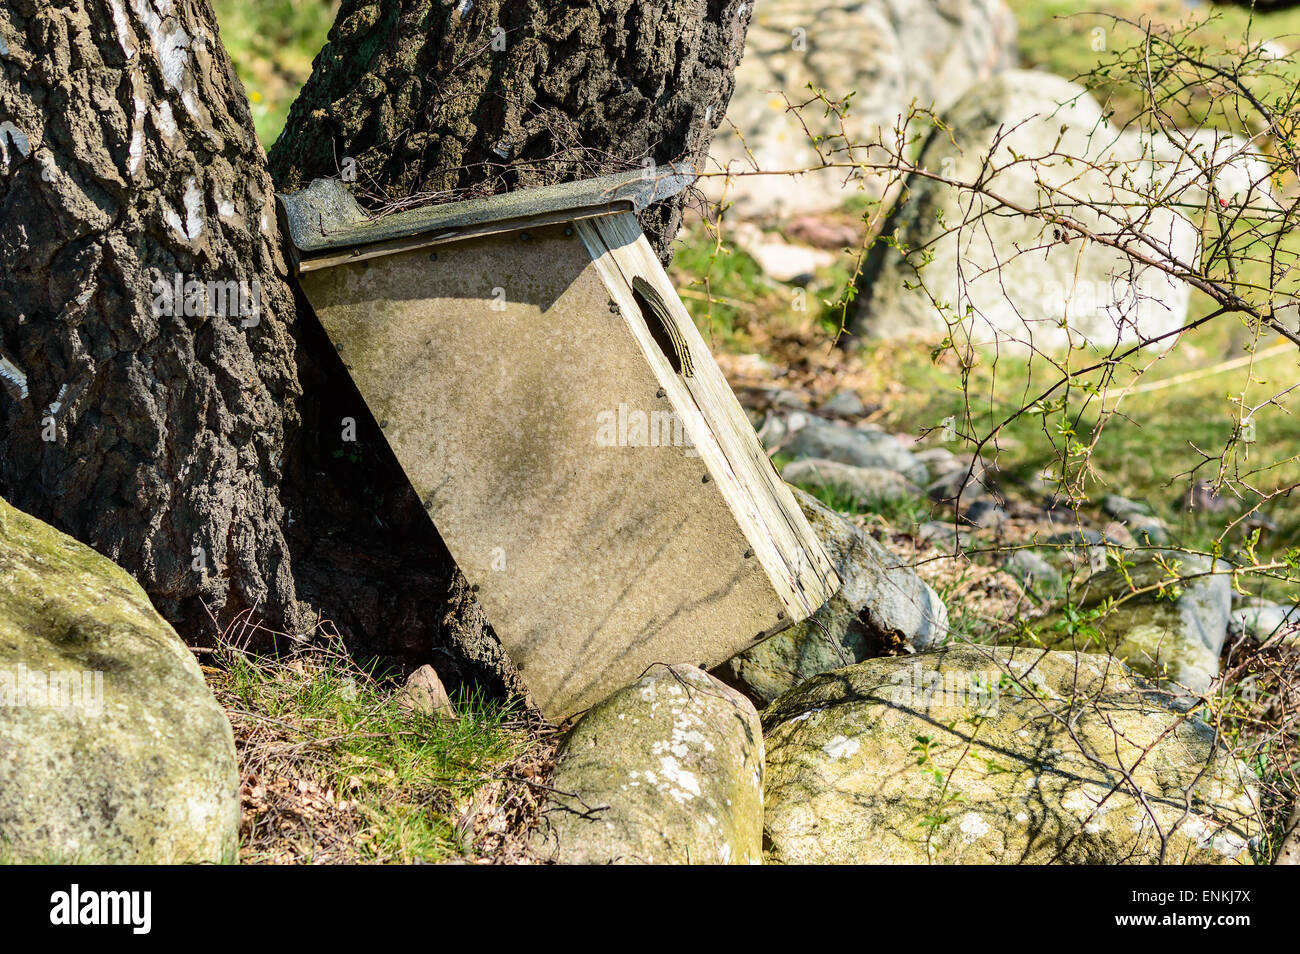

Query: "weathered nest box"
left=278, top=166, right=839, bottom=719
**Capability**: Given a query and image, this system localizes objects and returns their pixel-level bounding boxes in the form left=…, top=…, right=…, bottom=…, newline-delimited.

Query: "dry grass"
left=201, top=612, right=560, bottom=864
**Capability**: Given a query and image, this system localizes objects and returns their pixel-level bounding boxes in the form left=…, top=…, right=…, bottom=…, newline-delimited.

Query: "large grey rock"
left=534, top=665, right=763, bottom=864
left=0, top=496, right=239, bottom=863
left=1101, top=494, right=1150, bottom=520
left=765, top=412, right=927, bottom=484
left=820, top=390, right=868, bottom=419
left=1126, top=516, right=1171, bottom=545
left=763, top=646, right=1260, bottom=864
left=782, top=458, right=919, bottom=506
left=708, top=0, right=1017, bottom=217
left=922, top=451, right=995, bottom=502
left=854, top=71, right=1200, bottom=351
left=1124, top=127, right=1279, bottom=212
left=718, top=487, right=948, bottom=705
left=1099, top=494, right=1169, bottom=544
left=1033, top=551, right=1231, bottom=695
left=1230, top=601, right=1300, bottom=645
left=1002, top=548, right=1063, bottom=596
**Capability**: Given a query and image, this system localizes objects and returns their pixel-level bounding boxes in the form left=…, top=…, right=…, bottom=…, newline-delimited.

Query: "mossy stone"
left=763, top=647, right=1259, bottom=864
left=0, top=497, right=239, bottom=863
left=534, top=665, right=763, bottom=864
left=1033, top=552, right=1230, bottom=694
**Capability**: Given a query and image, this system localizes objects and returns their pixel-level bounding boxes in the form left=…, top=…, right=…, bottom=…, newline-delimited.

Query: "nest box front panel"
left=298, top=222, right=788, bottom=718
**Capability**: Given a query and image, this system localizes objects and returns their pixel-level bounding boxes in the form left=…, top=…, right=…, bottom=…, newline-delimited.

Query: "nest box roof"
left=277, top=163, right=696, bottom=271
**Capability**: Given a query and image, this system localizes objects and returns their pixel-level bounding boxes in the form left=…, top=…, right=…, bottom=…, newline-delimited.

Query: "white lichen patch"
left=109, top=0, right=136, bottom=58
left=657, top=755, right=701, bottom=805
left=629, top=768, right=657, bottom=788
left=652, top=720, right=711, bottom=760
left=1061, top=786, right=1117, bottom=834
left=1182, top=814, right=1250, bottom=859
left=127, top=94, right=147, bottom=178
left=821, top=735, right=859, bottom=760
left=163, top=177, right=205, bottom=241
left=152, top=102, right=178, bottom=143
left=182, top=177, right=204, bottom=236
left=132, top=0, right=198, bottom=116
left=787, top=706, right=824, bottom=725
left=958, top=811, right=990, bottom=842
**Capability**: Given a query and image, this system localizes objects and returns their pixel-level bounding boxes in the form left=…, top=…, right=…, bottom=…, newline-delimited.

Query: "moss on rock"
left=762, top=646, right=1259, bottom=864
left=1033, top=551, right=1230, bottom=695
left=0, top=497, right=239, bottom=863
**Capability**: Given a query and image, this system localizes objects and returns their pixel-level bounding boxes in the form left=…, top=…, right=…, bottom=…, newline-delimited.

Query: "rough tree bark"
left=0, top=0, right=302, bottom=631
left=0, top=0, right=750, bottom=698
left=270, top=0, right=752, bottom=259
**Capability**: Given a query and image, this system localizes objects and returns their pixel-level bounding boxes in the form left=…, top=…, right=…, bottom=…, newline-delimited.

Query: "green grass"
left=213, top=646, right=539, bottom=864
left=669, top=218, right=861, bottom=348
left=864, top=329, right=1300, bottom=551
left=779, top=462, right=937, bottom=528
left=1008, top=0, right=1300, bottom=129
left=669, top=235, right=780, bottom=350
left=212, top=0, right=338, bottom=147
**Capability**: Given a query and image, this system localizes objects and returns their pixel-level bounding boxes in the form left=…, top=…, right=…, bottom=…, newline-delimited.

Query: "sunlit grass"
left=1009, top=0, right=1300, bottom=130
left=212, top=0, right=338, bottom=147
left=210, top=645, right=543, bottom=864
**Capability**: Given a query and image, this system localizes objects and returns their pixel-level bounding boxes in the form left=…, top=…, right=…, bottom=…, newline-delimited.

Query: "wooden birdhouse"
left=278, top=166, right=839, bottom=719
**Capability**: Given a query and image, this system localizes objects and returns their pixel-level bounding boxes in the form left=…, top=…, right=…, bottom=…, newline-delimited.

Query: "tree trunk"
left=269, top=0, right=751, bottom=260
left=1, top=0, right=749, bottom=700
left=0, top=0, right=302, bottom=632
